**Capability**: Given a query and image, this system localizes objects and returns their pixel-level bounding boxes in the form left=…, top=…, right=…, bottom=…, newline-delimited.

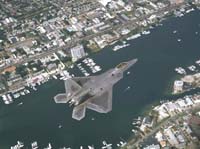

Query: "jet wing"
left=86, top=87, right=113, bottom=113
left=71, top=87, right=113, bottom=120
left=72, top=76, right=94, bottom=86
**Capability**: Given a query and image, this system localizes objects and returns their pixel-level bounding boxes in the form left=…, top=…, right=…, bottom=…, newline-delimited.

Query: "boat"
left=127, top=71, right=130, bottom=75
left=17, top=102, right=23, bottom=106
left=2, top=95, right=12, bottom=104
left=173, top=30, right=177, bottom=34
left=142, top=30, right=150, bottom=35
left=31, top=141, right=38, bottom=149
left=94, top=65, right=102, bottom=72
left=88, top=145, right=94, bottom=149
left=102, top=141, right=112, bottom=149
left=186, top=8, right=195, bottom=14
left=131, top=129, right=137, bottom=133
left=20, top=91, right=25, bottom=96
left=58, top=124, right=62, bottom=128
left=13, top=93, right=20, bottom=99
left=7, top=94, right=13, bottom=104
left=113, top=43, right=130, bottom=51
left=11, top=141, right=24, bottom=149
left=188, top=65, right=197, bottom=72
left=177, top=38, right=182, bottom=42
left=44, top=143, right=52, bottom=149
left=195, top=59, right=200, bottom=65
left=126, top=33, right=141, bottom=41
left=53, top=75, right=58, bottom=79
left=24, top=89, right=30, bottom=94
left=175, top=67, right=186, bottom=75
left=120, top=141, right=126, bottom=147
left=84, top=72, right=90, bottom=77
left=33, top=86, right=37, bottom=91
left=125, top=86, right=131, bottom=91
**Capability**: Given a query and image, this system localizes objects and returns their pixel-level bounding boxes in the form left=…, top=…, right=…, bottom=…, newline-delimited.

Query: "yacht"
left=113, top=43, right=130, bottom=51
left=31, top=141, right=38, bottom=149
left=20, top=91, right=25, bottom=96
left=88, top=145, right=95, bottom=149
left=17, top=102, right=23, bottom=106
left=44, top=143, right=52, bottom=149
left=142, top=30, right=150, bottom=35
left=126, top=33, right=141, bottom=41
left=188, top=65, right=197, bottom=72
left=24, top=89, right=30, bottom=94
left=177, top=38, right=182, bottom=42
left=186, top=8, right=195, bottom=13
left=173, top=30, right=177, bottom=34
left=131, top=129, right=137, bottom=133
left=13, top=93, right=20, bottom=99
left=175, top=67, right=186, bottom=75
left=52, top=75, right=58, bottom=79
left=195, top=59, right=200, bottom=65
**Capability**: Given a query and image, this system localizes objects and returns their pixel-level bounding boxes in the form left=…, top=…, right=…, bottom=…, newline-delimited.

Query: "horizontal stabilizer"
left=54, top=93, right=69, bottom=103
left=72, top=104, right=86, bottom=121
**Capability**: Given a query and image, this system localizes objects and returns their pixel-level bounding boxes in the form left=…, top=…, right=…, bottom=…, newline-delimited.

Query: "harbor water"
left=0, top=9, right=200, bottom=149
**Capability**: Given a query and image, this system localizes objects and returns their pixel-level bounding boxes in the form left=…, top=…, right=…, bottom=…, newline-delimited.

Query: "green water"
left=0, top=9, right=200, bottom=149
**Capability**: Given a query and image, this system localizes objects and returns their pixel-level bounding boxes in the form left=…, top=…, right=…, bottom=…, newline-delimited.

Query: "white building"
left=70, top=45, right=86, bottom=62
left=173, top=80, right=184, bottom=93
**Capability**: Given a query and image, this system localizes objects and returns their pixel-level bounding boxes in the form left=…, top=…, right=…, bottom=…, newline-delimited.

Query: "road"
left=0, top=2, right=187, bottom=73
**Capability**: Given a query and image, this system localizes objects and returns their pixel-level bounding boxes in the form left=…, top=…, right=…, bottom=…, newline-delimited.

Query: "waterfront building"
left=70, top=45, right=86, bottom=62
left=173, top=80, right=184, bottom=93
left=164, top=127, right=179, bottom=147
left=143, top=144, right=160, bottom=149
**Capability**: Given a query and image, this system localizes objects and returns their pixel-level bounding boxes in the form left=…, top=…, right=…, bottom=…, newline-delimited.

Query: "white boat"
left=173, top=30, right=177, bottom=34
left=17, top=102, right=23, bottom=106
left=113, top=43, right=130, bottom=51
left=186, top=8, right=195, bottom=13
left=175, top=67, right=186, bottom=75
left=94, top=66, right=102, bottom=72
left=120, top=141, right=126, bottom=147
left=17, top=141, right=24, bottom=148
left=84, top=72, right=90, bottom=77
left=33, top=86, right=37, bottom=91
left=58, top=125, right=62, bottom=128
left=31, top=141, right=38, bottom=149
left=20, top=91, right=25, bottom=96
left=188, top=65, right=196, bottom=72
left=91, top=62, right=96, bottom=66
left=53, top=75, right=58, bottom=79
left=195, top=59, right=200, bottom=65
left=142, top=30, right=150, bottom=35
left=126, top=33, right=141, bottom=41
left=131, top=129, right=137, bottom=133
left=177, top=38, right=182, bottom=42
left=7, top=94, right=13, bottom=103
left=13, top=93, right=20, bottom=99
left=88, top=145, right=94, bottom=149
left=127, top=71, right=130, bottom=75
left=44, top=143, right=52, bottom=149
left=24, top=89, right=30, bottom=94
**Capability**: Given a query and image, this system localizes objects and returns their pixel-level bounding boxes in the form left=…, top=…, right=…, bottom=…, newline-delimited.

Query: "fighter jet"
left=54, top=58, right=138, bottom=120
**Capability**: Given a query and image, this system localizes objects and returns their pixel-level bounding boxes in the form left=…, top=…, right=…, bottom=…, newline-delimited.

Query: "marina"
left=0, top=8, right=200, bottom=149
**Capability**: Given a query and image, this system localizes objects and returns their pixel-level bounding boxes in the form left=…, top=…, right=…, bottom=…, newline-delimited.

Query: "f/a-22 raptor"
left=54, top=58, right=138, bottom=120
